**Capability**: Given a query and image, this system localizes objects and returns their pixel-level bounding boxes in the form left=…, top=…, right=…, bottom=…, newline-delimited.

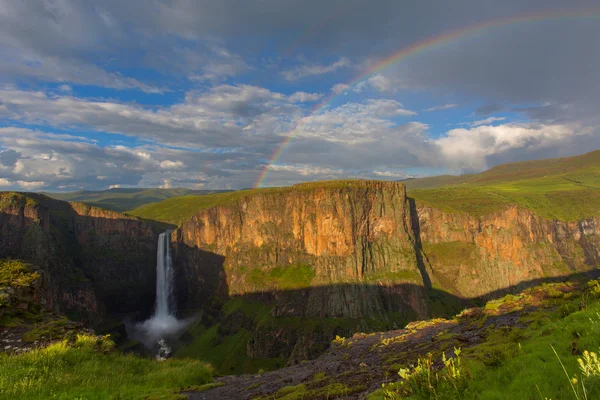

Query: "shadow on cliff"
left=170, top=242, right=600, bottom=371
left=0, top=193, right=164, bottom=322
left=171, top=240, right=600, bottom=322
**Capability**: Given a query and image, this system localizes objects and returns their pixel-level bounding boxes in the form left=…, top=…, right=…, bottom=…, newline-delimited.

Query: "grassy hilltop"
left=407, top=149, right=600, bottom=220
left=128, top=150, right=600, bottom=226
left=44, top=188, right=232, bottom=212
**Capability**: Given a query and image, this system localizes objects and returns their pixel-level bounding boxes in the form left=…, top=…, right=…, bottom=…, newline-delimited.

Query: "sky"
left=1, top=0, right=600, bottom=191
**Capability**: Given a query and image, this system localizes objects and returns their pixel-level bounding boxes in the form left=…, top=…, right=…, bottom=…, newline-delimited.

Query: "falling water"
left=155, top=231, right=174, bottom=318
left=132, top=230, right=189, bottom=359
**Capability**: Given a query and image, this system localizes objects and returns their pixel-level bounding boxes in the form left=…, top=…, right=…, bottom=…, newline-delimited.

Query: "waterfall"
left=155, top=231, right=174, bottom=318
left=132, top=230, right=189, bottom=358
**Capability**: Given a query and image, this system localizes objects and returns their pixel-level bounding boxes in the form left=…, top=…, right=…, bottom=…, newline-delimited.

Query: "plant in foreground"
left=381, top=347, right=468, bottom=399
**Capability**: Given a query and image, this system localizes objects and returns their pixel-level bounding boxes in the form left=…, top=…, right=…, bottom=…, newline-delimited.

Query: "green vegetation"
left=259, top=382, right=367, bottom=400
left=243, top=264, right=316, bottom=291
left=369, top=280, right=600, bottom=399
left=409, top=150, right=600, bottom=220
left=0, top=192, right=39, bottom=210
left=128, top=180, right=381, bottom=225
left=0, top=333, right=213, bottom=400
left=174, top=322, right=283, bottom=375
left=176, top=296, right=413, bottom=375
left=43, top=188, right=232, bottom=212
left=129, top=190, right=258, bottom=225
left=0, top=260, right=41, bottom=323
left=0, top=260, right=39, bottom=291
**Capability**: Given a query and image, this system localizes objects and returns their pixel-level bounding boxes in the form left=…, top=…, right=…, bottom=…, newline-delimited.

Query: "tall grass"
left=0, top=334, right=213, bottom=399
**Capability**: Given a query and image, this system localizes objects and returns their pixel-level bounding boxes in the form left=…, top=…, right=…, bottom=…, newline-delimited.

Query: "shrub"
left=381, top=348, right=468, bottom=399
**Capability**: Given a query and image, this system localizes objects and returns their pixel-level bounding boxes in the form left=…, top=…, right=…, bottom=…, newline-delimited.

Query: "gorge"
left=3, top=170, right=598, bottom=377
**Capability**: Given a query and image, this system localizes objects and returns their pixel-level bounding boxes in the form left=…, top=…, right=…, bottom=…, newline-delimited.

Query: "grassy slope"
left=368, top=280, right=600, bottom=400
left=408, top=150, right=600, bottom=220
left=43, top=188, right=232, bottom=212
left=130, top=151, right=600, bottom=225
left=128, top=180, right=366, bottom=225
left=0, top=335, right=214, bottom=399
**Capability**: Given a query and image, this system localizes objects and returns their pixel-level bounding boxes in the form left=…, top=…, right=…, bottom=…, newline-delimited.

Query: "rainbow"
left=254, top=8, right=600, bottom=188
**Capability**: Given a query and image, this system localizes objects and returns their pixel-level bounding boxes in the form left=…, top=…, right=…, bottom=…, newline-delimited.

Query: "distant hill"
left=43, top=188, right=233, bottom=212
left=407, top=149, right=600, bottom=220
left=126, top=150, right=600, bottom=224
left=404, top=149, right=600, bottom=190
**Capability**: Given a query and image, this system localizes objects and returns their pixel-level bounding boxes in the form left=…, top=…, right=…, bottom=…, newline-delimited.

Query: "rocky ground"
left=188, top=282, right=576, bottom=400
left=0, top=313, right=91, bottom=355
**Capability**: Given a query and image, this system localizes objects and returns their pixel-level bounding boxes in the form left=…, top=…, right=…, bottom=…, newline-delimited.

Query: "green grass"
left=243, top=264, right=316, bottom=291
left=370, top=281, right=600, bottom=400
left=128, top=180, right=382, bottom=225
left=0, top=334, right=213, bottom=400
left=0, top=260, right=39, bottom=291
left=409, top=158, right=600, bottom=220
left=174, top=322, right=283, bottom=375
left=43, top=188, right=233, bottom=212
left=0, top=192, right=39, bottom=210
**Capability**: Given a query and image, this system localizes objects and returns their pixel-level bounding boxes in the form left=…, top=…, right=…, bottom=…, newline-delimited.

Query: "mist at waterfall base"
left=128, top=231, right=191, bottom=358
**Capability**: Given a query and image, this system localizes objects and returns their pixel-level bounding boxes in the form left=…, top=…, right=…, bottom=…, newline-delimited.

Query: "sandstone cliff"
left=0, top=192, right=158, bottom=322
left=174, top=181, right=430, bottom=320
left=171, top=180, right=599, bottom=368
left=417, top=205, right=599, bottom=297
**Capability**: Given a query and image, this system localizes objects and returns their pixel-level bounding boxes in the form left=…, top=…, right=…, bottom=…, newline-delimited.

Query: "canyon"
left=1, top=179, right=599, bottom=372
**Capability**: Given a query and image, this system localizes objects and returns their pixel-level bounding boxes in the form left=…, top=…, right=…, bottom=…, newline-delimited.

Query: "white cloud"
left=424, top=104, right=458, bottom=112
left=159, top=160, right=185, bottom=169
left=268, top=164, right=343, bottom=176
left=434, top=123, right=593, bottom=171
left=0, top=86, right=301, bottom=149
left=0, top=178, right=11, bottom=186
left=17, top=180, right=46, bottom=189
left=372, top=170, right=410, bottom=178
left=282, top=57, right=350, bottom=81
left=354, top=75, right=399, bottom=93
left=288, top=91, right=322, bottom=103
left=464, top=116, right=507, bottom=127
left=331, top=83, right=350, bottom=94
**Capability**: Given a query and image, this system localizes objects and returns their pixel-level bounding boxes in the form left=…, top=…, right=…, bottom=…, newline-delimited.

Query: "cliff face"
left=174, top=181, right=429, bottom=320
left=0, top=193, right=158, bottom=322
left=171, top=181, right=600, bottom=369
left=417, top=206, right=599, bottom=297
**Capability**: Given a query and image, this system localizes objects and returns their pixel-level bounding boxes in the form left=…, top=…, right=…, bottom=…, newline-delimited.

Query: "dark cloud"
left=0, top=149, right=21, bottom=167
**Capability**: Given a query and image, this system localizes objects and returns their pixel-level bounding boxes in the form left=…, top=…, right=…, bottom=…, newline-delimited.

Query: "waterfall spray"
left=133, top=230, right=189, bottom=359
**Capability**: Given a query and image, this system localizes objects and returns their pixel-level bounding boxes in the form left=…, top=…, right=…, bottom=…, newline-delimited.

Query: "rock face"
left=0, top=192, right=158, bottom=322
left=171, top=181, right=599, bottom=368
left=174, top=181, right=430, bottom=320
left=417, top=205, right=600, bottom=298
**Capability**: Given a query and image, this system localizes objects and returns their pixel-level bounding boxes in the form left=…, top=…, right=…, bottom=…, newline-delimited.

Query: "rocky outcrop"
left=0, top=192, right=158, bottom=322
left=416, top=206, right=600, bottom=297
left=174, top=181, right=429, bottom=320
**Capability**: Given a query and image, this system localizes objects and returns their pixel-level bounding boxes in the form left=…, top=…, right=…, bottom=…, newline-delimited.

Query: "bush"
left=381, top=348, right=468, bottom=399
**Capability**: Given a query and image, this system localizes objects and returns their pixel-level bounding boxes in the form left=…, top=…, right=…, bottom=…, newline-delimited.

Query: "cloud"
left=331, top=83, right=350, bottom=94
left=465, top=116, right=507, bottom=127
left=0, top=127, right=258, bottom=191
left=0, top=86, right=300, bottom=149
left=288, top=91, right=322, bottom=103
left=434, top=123, right=595, bottom=171
left=282, top=57, right=350, bottom=81
left=17, top=180, right=46, bottom=189
left=0, top=149, right=21, bottom=167
left=424, top=104, right=458, bottom=112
